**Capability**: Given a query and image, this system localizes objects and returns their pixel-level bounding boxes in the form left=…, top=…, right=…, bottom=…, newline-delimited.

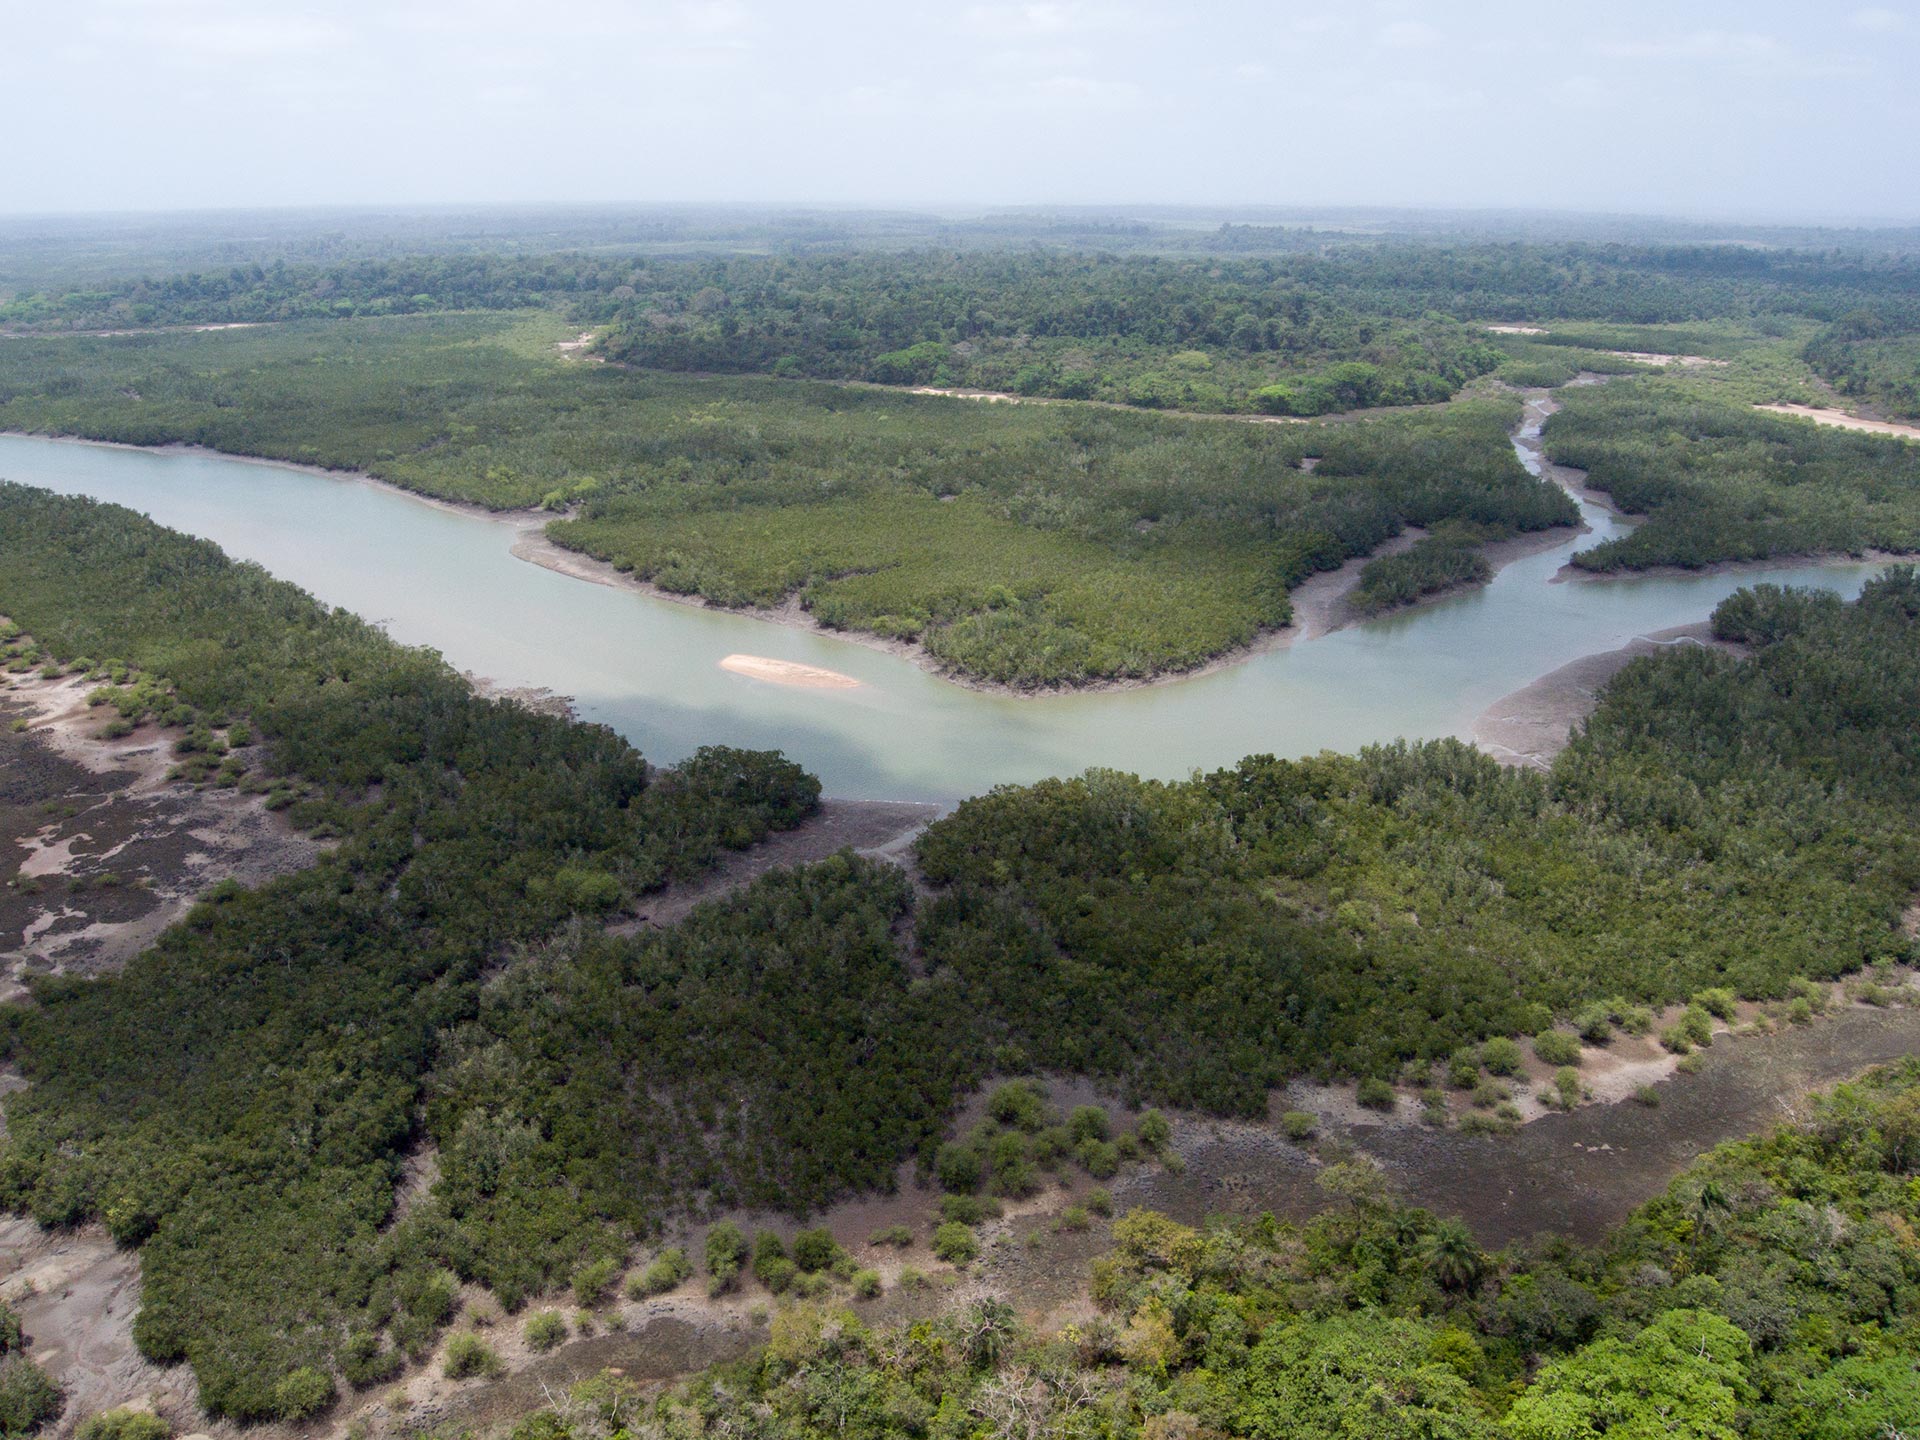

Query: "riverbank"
left=8, top=427, right=1554, bottom=701
left=1473, top=621, right=1739, bottom=769
left=1553, top=546, right=1920, bottom=586
left=514, top=514, right=1589, bottom=700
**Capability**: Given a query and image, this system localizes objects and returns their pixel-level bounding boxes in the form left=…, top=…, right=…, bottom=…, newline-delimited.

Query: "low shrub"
left=76, top=1408, right=169, bottom=1440
left=1693, top=987, right=1738, bottom=1020
left=1679, top=1004, right=1715, bottom=1047
left=1356, top=1077, right=1397, bottom=1111
left=524, top=1311, right=567, bottom=1353
left=792, top=1228, right=838, bottom=1273
left=1533, top=1031, right=1582, bottom=1067
left=932, top=1222, right=978, bottom=1265
left=1479, top=1037, right=1524, bottom=1076
left=271, top=1365, right=332, bottom=1420
left=442, top=1334, right=503, bottom=1380
left=627, top=1247, right=691, bottom=1298
left=1573, top=1003, right=1615, bottom=1045
left=572, top=1256, right=620, bottom=1308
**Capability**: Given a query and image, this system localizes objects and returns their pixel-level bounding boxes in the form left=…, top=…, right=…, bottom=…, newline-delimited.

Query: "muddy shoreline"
left=1473, top=621, right=1738, bottom=769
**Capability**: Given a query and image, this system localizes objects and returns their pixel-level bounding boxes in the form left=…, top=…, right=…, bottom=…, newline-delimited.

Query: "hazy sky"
left=8, top=0, right=1919, bottom=219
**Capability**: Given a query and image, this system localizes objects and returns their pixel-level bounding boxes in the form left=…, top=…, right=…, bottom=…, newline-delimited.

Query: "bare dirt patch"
left=907, top=386, right=1024, bottom=403
left=1607, top=350, right=1728, bottom=368
left=1755, top=402, right=1920, bottom=442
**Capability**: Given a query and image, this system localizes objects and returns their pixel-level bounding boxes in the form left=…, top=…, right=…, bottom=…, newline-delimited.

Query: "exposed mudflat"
left=1123, top=991, right=1920, bottom=1249
left=1, top=672, right=324, bottom=990
left=0, top=1219, right=211, bottom=1439
left=1473, top=622, right=1739, bottom=769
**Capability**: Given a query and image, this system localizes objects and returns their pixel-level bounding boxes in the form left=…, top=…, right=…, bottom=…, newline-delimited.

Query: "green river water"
left=0, top=430, right=1890, bottom=803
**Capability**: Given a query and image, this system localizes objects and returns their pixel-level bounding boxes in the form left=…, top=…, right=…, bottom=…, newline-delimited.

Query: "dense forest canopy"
left=7, top=205, right=1920, bottom=293
left=0, top=486, right=818, bottom=1418
left=3, top=210, right=1920, bottom=1433
left=2, top=486, right=1917, bottom=1421
left=9, top=237, right=1920, bottom=415
left=4, top=230, right=1917, bottom=687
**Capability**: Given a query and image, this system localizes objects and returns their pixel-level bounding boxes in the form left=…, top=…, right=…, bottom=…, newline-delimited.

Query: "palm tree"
left=1425, top=1218, right=1487, bottom=1292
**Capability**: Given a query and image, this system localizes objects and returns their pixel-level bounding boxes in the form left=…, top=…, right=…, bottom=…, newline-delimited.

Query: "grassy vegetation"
left=0, top=313, right=1575, bottom=687
left=507, top=1058, right=1920, bottom=1440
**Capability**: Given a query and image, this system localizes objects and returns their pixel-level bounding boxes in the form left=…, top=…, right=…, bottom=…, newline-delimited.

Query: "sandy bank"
left=719, top=654, right=861, bottom=688
left=0, top=1219, right=204, bottom=1436
left=1755, top=402, right=1920, bottom=442
left=1606, top=350, right=1727, bottom=368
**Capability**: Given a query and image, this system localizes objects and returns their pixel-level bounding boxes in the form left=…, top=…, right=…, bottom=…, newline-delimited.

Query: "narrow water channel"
left=0, top=427, right=1890, bottom=803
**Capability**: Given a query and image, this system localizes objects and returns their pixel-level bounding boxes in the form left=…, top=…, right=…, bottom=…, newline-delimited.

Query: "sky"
left=6, top=0, right=1919, bottom=221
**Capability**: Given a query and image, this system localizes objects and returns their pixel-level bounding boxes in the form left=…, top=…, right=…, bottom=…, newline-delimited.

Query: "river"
left=0, top=428, right=1893, bottom=803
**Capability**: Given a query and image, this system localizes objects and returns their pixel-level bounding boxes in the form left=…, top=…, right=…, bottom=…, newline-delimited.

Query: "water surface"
left=0, top=434, right=1889, bottom=803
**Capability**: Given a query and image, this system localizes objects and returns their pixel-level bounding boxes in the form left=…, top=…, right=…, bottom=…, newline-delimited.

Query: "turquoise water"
left=0, top=433, right=1888, bottom=803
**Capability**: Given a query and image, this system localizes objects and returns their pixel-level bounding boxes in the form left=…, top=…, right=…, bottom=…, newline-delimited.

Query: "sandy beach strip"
left=1754, top=402, right=1920, bottom=442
